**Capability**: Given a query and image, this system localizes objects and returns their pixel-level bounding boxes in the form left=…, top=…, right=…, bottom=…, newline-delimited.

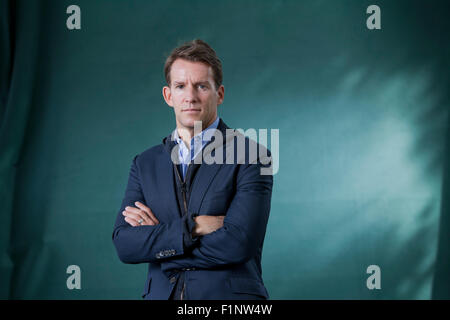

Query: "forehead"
left=170, top=59, right=214, bottom=82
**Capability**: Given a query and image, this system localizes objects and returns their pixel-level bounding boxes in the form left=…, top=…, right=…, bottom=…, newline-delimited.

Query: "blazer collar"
left=161, top=118, right=231, bottom=215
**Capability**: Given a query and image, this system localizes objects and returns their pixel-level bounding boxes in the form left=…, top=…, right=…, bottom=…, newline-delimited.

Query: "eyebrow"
left=173, top=81, right=210, bottom=86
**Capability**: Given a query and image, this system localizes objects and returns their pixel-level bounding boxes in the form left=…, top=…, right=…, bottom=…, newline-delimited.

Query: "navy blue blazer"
left=112, top=119, right=273, bottom=300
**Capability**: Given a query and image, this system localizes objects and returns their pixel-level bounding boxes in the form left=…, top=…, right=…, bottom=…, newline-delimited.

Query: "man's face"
left=163, top=59, right=224, bottom=133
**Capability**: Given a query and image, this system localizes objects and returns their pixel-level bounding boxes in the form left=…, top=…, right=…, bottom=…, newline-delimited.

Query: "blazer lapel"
left=156, top=152, right=182, bottom=221
left=188, top=163, right=222, bottom=214
left=188, top=118, right=230, bottom=214
left=163, top=118, right=231, bottom=216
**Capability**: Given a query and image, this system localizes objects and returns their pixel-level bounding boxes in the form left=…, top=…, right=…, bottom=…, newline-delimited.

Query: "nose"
left=184, top=84, right=198, bottom=104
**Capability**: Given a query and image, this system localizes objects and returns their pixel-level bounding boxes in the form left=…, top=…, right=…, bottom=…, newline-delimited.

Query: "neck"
left=176, top=127, right=194, bottom=148
left=176, top=117, right=217, bottom=148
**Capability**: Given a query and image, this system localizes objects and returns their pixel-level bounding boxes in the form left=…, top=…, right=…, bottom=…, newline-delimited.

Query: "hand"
left=122, top=201, right=160, bottom=226
left=192, top=215, right=225, bottom=237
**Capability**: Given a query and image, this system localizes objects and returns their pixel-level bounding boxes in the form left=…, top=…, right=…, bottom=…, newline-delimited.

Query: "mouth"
left=182, top=108, right=201, bottom=113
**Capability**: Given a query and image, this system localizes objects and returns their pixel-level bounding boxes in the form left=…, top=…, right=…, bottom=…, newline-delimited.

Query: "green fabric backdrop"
left=1, top=0, right=449, bottom=299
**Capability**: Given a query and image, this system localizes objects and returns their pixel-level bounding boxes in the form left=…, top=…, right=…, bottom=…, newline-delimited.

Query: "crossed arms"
left=112, top=155, right=273, bottom=275
left=122, top=201, right=225, bottom=238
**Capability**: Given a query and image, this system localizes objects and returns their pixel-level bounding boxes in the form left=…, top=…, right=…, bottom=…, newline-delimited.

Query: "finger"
left=124, top=206, right=153, bottom=224
left=123, top=210, right=155, bottom=226
left=123, top=211, right=140, bottom=225
left=135, top=202, right=159, bottom=224
left=124, top=216, right=139, bottom=227
left=135, top=201, right=159, bottom=224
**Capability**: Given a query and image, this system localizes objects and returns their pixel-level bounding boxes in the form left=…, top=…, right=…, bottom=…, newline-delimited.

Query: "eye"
left=175, top=84, right=184, bottom=89
left=198, top=84, right=207, bottom=90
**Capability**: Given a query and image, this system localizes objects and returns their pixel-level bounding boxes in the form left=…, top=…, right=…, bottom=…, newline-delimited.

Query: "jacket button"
left=170, top=276, right=177, bottom=284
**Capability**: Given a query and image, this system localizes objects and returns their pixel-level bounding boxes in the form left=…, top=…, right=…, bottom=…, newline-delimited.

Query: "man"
left=112, top=39, right=273, bottom=300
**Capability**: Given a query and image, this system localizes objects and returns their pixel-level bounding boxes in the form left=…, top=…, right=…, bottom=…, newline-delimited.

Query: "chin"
left=182, top=117, right=204, bottom=128
left=178, top=119, right=195, bottom=129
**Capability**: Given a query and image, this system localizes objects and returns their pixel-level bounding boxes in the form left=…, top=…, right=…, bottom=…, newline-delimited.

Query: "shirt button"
left=170, top=276, right=177, bottom=284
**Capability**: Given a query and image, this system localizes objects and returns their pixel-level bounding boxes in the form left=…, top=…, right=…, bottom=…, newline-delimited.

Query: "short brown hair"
left=164, top=39, right=223, bottom=90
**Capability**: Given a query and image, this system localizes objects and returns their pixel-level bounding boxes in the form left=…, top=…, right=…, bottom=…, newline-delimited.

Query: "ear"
left=216, top=85, right=225, bottom=105
left=162, top=86, right=173, bottom=107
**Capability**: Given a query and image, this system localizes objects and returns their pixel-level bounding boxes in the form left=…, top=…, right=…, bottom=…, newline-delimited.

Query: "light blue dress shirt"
left=172, top=117, right=220, bottom=179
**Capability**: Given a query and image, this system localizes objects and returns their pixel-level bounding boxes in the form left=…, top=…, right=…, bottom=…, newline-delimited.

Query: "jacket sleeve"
left=160, top=160, right=273, bottom=273
left=112, top=155, right=197, bottom=264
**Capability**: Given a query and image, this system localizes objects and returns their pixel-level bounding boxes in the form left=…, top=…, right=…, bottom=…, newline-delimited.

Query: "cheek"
left=172, top=92, right=183, bottom=102
left=203, top=93, right=216, bottom=105
left=207, top=98, right=218, bottom=111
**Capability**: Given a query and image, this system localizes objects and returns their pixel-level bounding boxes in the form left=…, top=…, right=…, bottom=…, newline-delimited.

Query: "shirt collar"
left=172, top=117, right=220, bottom=145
